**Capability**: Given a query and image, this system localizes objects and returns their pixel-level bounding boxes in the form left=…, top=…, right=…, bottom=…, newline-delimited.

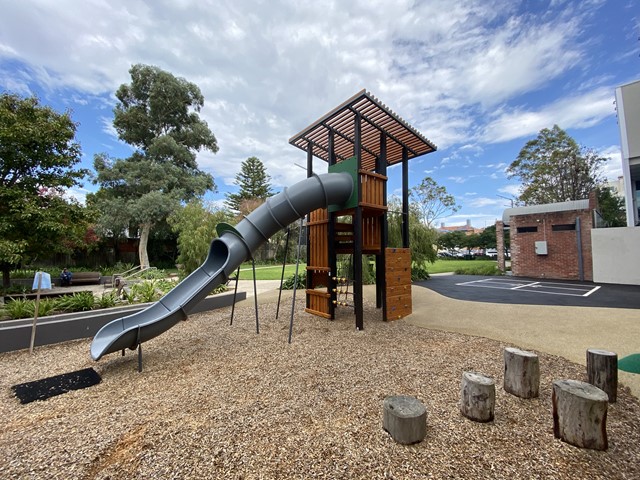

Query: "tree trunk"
left=138, top=223, right=152, bottom=269
left=2, top=265, right=11, bottom=289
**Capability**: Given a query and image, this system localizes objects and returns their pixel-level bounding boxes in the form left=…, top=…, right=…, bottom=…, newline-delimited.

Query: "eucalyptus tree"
left=92, top=64, right=218, bottom=268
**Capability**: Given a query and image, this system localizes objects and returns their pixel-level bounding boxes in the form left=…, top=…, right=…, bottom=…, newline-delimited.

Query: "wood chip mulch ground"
left=2, top=299, right=640, bottom=479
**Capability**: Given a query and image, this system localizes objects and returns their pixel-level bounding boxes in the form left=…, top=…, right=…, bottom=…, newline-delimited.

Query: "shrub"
left=4, top=298, right=33, bottom=319
left=140, top=268, right=167, bottom=280
left=127, top=282, right=157, bottom=304
left=282, top=271, right=306, bottom=290
left=34, top=298, right=58, bottom=317
left=210, top=283, right=227, bottom=295
left=454, top=264, right=502, bottom=276
left=55, top=292, right=96, bottom=312
left=411, top=265, right=430, bottom=281
left=0, top=285, right=30, bottom=295
left=95, top=291, right=119, bottom=309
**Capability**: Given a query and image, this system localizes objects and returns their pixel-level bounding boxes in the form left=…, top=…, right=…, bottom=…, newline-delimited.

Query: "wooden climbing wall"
left=306, top=208, right=331, bottom=318
left=385, top=247, right=412, bottom=321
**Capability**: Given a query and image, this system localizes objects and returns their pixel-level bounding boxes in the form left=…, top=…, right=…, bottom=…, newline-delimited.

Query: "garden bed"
left=0, top=290, right=245, bottom=353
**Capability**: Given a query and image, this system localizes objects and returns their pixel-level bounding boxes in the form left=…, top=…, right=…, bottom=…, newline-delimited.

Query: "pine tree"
left=225, top=156, right=274, bottom=214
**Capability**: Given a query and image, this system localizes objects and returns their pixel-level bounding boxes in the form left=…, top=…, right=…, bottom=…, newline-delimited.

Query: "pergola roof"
left=288, top=89, right=437, bottom=170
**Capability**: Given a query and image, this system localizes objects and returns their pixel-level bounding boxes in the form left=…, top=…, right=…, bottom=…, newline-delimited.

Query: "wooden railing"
left=359, top=170, right=387, bottom=210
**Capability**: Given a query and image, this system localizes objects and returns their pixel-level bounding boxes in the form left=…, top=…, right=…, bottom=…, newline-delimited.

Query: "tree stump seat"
left=460, top=372, right=495, bottom=422
left=552, top=379, right=608, bottom=450
left=504, top=347, right=540, bottom=399
left=382, top=395, right=427, bottom=444
left=587, top=348, right=618, bottom=403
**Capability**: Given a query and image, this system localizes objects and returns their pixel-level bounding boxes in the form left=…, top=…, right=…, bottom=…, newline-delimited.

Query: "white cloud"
left=466, top=197, right=503, bottom=208
left=448, top=176, right=467, bottom=184
left=599, top=145, right=623, bottom=181
left=0, top=0, right=622, bottom=211
left=498, top=184, right=521, bottom=196
left=481, top=87, right=615, bottom=143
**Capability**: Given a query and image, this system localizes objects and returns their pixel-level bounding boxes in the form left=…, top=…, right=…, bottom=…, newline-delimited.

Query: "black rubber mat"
left=12, top=368, right=101, bottom=404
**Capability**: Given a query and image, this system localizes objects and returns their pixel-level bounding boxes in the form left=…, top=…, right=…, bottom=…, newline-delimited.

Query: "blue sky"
left=1, top=0, right=638, bottom=228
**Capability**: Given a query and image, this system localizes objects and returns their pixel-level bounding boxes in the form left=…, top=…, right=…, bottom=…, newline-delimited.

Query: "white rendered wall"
left=615, top=81, right=640, bottom=227
left=591, top=227, right=640, bottom=285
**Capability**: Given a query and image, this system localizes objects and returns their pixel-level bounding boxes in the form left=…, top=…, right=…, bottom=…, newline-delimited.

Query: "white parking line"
left=512, top=282, right=539, bottom=290
left=583, top=285, right=601, bottom=297
left=454, top=278, right=601, bottom=298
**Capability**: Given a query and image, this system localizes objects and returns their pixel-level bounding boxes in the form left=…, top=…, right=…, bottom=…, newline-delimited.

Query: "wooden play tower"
left=288, top=90, right=436, bottom=329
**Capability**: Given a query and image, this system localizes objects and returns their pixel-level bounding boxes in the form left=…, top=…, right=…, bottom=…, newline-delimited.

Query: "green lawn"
left=425, top=259, right=497, bottom=274
left=236, top=264, right=306, bottom=281
left=234, top=258, right=497, bottom=281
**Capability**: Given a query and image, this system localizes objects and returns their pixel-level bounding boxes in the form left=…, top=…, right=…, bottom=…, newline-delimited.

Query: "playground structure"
left=90, top=89, right=436, bottom=363
left=289, top=89, right=436, bottom=328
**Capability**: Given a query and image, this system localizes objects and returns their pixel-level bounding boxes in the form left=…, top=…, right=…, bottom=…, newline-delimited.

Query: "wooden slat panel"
left=385, top=293, right=412, bottom=321
left=384, top=247, right=412, bottom=320
left=305, top=308, right=332, bottom=319
left=305, top=288, right=331, bottom=318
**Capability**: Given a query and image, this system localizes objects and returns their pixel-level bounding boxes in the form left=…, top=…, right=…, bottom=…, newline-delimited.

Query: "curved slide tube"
left=90, top=172, right=353, bottom=360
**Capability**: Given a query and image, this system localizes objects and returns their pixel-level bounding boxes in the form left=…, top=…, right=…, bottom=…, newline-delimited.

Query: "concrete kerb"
left=0, top=290, right=246, bottom=354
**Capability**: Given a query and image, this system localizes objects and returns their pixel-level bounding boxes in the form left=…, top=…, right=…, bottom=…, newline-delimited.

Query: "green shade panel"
left=328, top=155, right=358, bottom=213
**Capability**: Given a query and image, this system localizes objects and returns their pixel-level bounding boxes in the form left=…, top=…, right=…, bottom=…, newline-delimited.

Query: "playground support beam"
left=328, top=130, right=337, bottom=319
left=306, top=141, right=313, bottom=307
left=376, top=132, right=388, bottom=316
left=402, top=146, right=409, bottom=248
left=353, top=112, right=364, bottom=330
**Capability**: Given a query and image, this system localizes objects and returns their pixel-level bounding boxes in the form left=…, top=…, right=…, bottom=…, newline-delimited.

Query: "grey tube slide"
left=90, top=172, right=353, bottom=360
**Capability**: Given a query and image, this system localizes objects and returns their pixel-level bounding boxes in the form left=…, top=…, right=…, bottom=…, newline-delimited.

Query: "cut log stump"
left=382, top=395, right=427, bottom=444
left=552, top=379, right=608, bottom=451
left=460, top=372, right=495, bottom=422
left=504, top=347, right=540, bottom=399
left=587, top=349, right=618, bottom=403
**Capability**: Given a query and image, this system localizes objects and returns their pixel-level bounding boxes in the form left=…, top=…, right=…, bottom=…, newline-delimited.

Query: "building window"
left=516, top=226, right=538, bottom=233
left=552, top=224, right=576, bottom=231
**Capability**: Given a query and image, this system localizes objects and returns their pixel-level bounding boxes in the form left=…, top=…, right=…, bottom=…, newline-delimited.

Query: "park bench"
left=66, top=272, right=102, bottom=286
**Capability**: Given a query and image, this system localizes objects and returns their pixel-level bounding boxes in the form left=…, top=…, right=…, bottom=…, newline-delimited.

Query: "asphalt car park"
left=415, top=274, right=640, bottom=309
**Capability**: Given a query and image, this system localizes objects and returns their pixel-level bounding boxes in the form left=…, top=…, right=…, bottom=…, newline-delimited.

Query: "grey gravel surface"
left=2, top=299, right=640, bottom=479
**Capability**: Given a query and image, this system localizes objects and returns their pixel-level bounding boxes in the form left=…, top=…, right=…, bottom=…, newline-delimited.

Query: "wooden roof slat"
left=289, top=89, right=436, bottom=166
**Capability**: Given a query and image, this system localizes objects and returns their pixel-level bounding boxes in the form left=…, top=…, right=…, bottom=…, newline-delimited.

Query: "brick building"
left=497, top=193, right=598, bottom=281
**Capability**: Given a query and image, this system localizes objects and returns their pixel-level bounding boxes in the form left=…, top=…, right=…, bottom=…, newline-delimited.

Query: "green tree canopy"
left=0, top=93, right=93, bottom=287
left=478, top=225, right=498, bottom=250
left=507, top=125, right=604, bottom=205
left=437, top=230, right=467, bottom=253
left=410, top=176, right=459, bottom=227
left=388, top=197, right=437, bottom=265
left=91, top=64, right=218, bottom=268
left=596, top=186, right=626, bottom=227
left=168, top=200, right=231, bottom=275
left=225, top=156, right=274, bottom=214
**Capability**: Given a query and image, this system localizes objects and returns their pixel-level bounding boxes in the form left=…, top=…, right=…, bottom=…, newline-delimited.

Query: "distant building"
left=437, top=219, right=484, bottom=235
